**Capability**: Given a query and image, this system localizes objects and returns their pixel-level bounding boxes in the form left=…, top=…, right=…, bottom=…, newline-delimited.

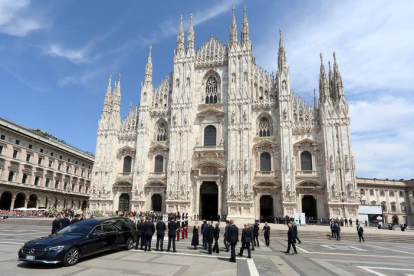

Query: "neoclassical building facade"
left=89, top=7, right=361, bottom=221
left=0, top=117, right=93, bottom=211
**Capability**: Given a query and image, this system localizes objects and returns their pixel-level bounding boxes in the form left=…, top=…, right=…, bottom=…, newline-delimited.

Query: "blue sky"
left=0, top=0, right=413, bottom=179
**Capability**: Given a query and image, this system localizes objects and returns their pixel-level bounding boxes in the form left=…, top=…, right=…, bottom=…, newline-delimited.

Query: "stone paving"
left=1, top=224, right=414, bottom=275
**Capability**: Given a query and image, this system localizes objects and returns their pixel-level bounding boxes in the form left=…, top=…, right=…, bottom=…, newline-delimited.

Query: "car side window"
left=92, top=225, right=103, bottom=234
left=115, top=219, right=133, bottom=231
left=102, top=224, right=117, bottom=233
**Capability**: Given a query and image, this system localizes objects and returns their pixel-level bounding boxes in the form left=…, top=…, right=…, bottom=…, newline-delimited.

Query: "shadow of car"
left=18, top=217, right=136, bottom=266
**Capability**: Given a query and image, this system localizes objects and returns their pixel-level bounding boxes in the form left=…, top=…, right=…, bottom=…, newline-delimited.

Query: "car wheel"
left=125, top=237, right=134, bottom=250
left=63, top=247, right=80, bottom=266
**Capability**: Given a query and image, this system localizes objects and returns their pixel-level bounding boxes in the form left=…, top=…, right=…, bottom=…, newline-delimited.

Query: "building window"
left=205, top=76, right=218, bottom=104
left=360, top=189, right=365, bottom=195
left=55, top=180, right=59, bottom=189
left=40, top=148, right=43, bottom=153
left=391, top=203, right=396, bottom=212
left=8, top=171, right=14, bottom=181
left=64, top=182, right=68, bottom=190
left=300, top=151, right=312, bottom=171
left=370, top=189, right=374, bottom=196
left=123, top=156, right=132, bottom=173
left=79, top=185, right=82, bottom=193
left=72, top=184, right=75, bottom=191
left=29, top=144, right=32, bottom=149
left=34, top=176, right=40, bottom=186
left=13, top=150, right=18, bottom=158
left=66, top=166, right=70, bottom=173
left=45, top=179, right=50, bottom=188
left=380, top=190, right=385, bottom=197
left=389, top=190, right=394, bottom=197
left=81, top=170, right=84, bottom=177
left=85, top=187, right=89, bottom=194
left=371, top=201, right=376, bottom=205
left=204, top=125, right=217, bottom=146
left=156, top=121, right=167, bottom=141
left=68, top=158, right=70, bottom=162
left=399, top=191, right=404, bottom=197
left=0, top=135, right=5, bottom=140
left=50, top=152, right=54, bottom=156
left=361, top=200, right=366, bottom=205
left=22, top=174, right=28, bottom=184
left=38, top=157, right=43, bottom=165
left=260, top=152, right=271, bottom=171
left=26, top=154, right=31, bottom=162
left=258, top=116, right=272, bottom=137
left=58, top=163, right=62, bottom=170
left=82, top=163, right=84, bottom=167
left=0, top=145, right=3, bottom=155
left=75, top=161, right=78, bottom=165
left=154, top=155, right=164, bottom=173
left=401, top=204, right=406, bottom=213
left=382, top=202, right=387, bottom=212
left=15, top=140, right=20, bottom=145
left=74, top=168, right=78, bottom=175
left=48, top=160, right=52, bottom=168
left=60, top=155, right=63, bottom=160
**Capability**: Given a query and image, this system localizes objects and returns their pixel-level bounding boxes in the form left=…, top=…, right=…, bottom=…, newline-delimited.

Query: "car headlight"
left=48, top=246, right=65, bottom=252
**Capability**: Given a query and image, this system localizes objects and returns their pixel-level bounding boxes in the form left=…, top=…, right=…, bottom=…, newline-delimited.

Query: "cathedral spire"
left=101, top=75, right=112, bottom=121
left=145, top=46, right=153, bottom=83
left=229, top=7, right=238, bottom=48
left=176, top=15, right=185, bottom=55
left=187, top=14, right=195, bottom=53
left=332, top=51, right=344, bottom=99
left=278, top=29, right=288, bottom=71
left=241, top=5, right=250, bottom=46
left=318, top=53, right=330, bottom=103
left=314, top=88, right=317, bottom=108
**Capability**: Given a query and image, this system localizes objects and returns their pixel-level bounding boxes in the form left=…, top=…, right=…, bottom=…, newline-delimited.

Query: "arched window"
left=123, top=156, right=132, bottom=173
left=260, top=152, right=271, bottom=171
left=154, top=155, right=164, bottom=173
left=258, top=116, right=272, bottom=137
left=204, top=125, right=217, bottom=146
left=205, top=76, right=218, bottom=104
left=300, top=151, right=312, bottom=171
left=156, top=121, right=167, bottom=141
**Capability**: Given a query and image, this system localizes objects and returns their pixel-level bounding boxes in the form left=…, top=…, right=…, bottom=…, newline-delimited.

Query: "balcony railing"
left=255, top=171, right=276, bottom=177
left=149, top=172, right=167, bottom=179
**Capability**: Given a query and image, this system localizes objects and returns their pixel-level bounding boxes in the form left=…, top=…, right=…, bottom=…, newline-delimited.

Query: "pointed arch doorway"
left=151, top=194, right=162, bottom=212
left=302, top=195, right=317, bottom=218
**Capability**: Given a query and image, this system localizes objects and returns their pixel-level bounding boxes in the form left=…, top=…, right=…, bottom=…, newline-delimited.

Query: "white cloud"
left=44, top=44, right=90, bottom=65
left=349, top=96, right=414, bottom=179
left=0, top=0, right=45, bottom=36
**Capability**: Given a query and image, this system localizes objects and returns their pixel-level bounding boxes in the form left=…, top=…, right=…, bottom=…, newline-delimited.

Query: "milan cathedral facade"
left=89, top=6, right=360, bottom=221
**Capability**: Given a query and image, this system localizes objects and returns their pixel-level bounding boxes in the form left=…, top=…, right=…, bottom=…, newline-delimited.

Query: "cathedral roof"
left=195, top=36, right=228, bottom=68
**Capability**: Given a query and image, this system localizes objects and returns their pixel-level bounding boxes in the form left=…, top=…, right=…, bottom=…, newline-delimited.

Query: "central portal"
left=151, top=194, right=162, bottom=212
left=200, top=182, right=218, bottom=221
left=302, top=195, right=317, bottom=218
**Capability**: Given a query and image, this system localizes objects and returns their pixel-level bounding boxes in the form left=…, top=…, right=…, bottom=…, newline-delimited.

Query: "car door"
left=102, top=223, right=118, bottom=249
left=81, top=225, right=106, bottom=256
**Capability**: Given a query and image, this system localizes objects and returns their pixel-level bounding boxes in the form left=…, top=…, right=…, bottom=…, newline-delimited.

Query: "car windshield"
left=57, top=224, right=95, bottom=236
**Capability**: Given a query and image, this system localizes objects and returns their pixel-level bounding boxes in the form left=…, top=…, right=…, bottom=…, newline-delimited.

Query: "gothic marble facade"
left=89, top=7, right=360, bottom=221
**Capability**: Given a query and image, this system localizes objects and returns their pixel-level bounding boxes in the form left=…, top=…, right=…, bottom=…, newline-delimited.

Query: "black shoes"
left=283, top=251, right=289, bottom=253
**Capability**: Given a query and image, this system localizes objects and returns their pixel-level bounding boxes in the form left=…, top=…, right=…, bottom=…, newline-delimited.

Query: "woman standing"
left=191, top=223, right=200, bottom=249
left=212, top=223, right=220, bottom=253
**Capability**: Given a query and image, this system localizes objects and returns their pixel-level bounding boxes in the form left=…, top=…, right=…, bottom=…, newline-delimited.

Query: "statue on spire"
left=187, top=14, right=195, bottom=53
left=144, top=46, right=153, bottom=83
left=278, top=28, right=287, bottom=71
left=176, top=15, right=185, bottom=55
left=241, top=5, right=250, bottom=46
left=229, top=7, right=238, bottom=48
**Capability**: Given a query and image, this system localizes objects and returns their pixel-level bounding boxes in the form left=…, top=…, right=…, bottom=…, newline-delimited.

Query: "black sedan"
left=18, top=217, right=136, bottom=266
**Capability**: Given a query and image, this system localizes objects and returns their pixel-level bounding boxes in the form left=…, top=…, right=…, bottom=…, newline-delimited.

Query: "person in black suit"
left=249, top=223, right=255, bottom=251
left=201, top=220, right=208, bottom=250
left=167, top=217, right=177, bottom=252
left=292, top=221, right=301, bottom=244
left=224, top=220, right=230, bottom=252
left=156, top=218, right=166, bottom=251
left=253, top=223, right=260, bottom=247
left=212, top=223, right=220, bottom=253
left=239, top=223, right=252, bottom=258
left=206, top=222, right=215, bottom=254
left=135, top=218, right=145, bottom=250
left=51, top=214, right=61, bottom=234
left=262, top=222, right=271, bottom=247
left=357, top=223, right=365, bottom=242
left=143, top=217, right=155, bottom=251
left=284, top=223, right=297, bottom=254
left=227, top=220, right=239, bottom=263
left=70, top=214, right=80, bottom=225
left=60, top=213, right=70, bottom=229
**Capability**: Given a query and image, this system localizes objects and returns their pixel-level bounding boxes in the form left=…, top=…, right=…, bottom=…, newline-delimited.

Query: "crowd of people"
left=0, top=209, right=49, bottom=218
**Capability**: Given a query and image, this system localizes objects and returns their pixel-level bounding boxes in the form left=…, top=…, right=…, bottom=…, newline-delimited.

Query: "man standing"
left=212, top=223, right=220, bottom=253
left=335, top=222, right=341, bottom=241
left=70, top=214, right=81, bottom=225
left=156, top=218, right=166, bottom=251
left=292, top=221, right=301, bottom=244
left=357, top=223, right=365, bottom=242
left=224, top=220, right=230, bottom=252
left=135, top=217, right=145, bottom=250
left=227, top=220, right=239, bottom=263
left=167, top=217, right=177, bottom=252
left=262, top=221, right=271, bottom=247
left=206, top=222, right=215, bottom=254
left=144, top=217, right=155, bottom=251
left=249, top=223, right=255, bottom=251
left=330, top=221, right=336, bottom=238
left=51, top=214, right=61, bottom=234
left=238, top=224, right=252, bottom=258
left=284, top=223, right=298, bottom=254
left=201, top=220, right=208, bottom=249
left=60, top=213, right=71, bottom=229
left=349, top=218, right=353, bottom=227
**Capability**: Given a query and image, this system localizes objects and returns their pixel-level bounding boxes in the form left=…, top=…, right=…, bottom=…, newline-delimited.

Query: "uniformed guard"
left=185, top=214, right=188, bottom=238
left=176, top=212, right=181, bottom=241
